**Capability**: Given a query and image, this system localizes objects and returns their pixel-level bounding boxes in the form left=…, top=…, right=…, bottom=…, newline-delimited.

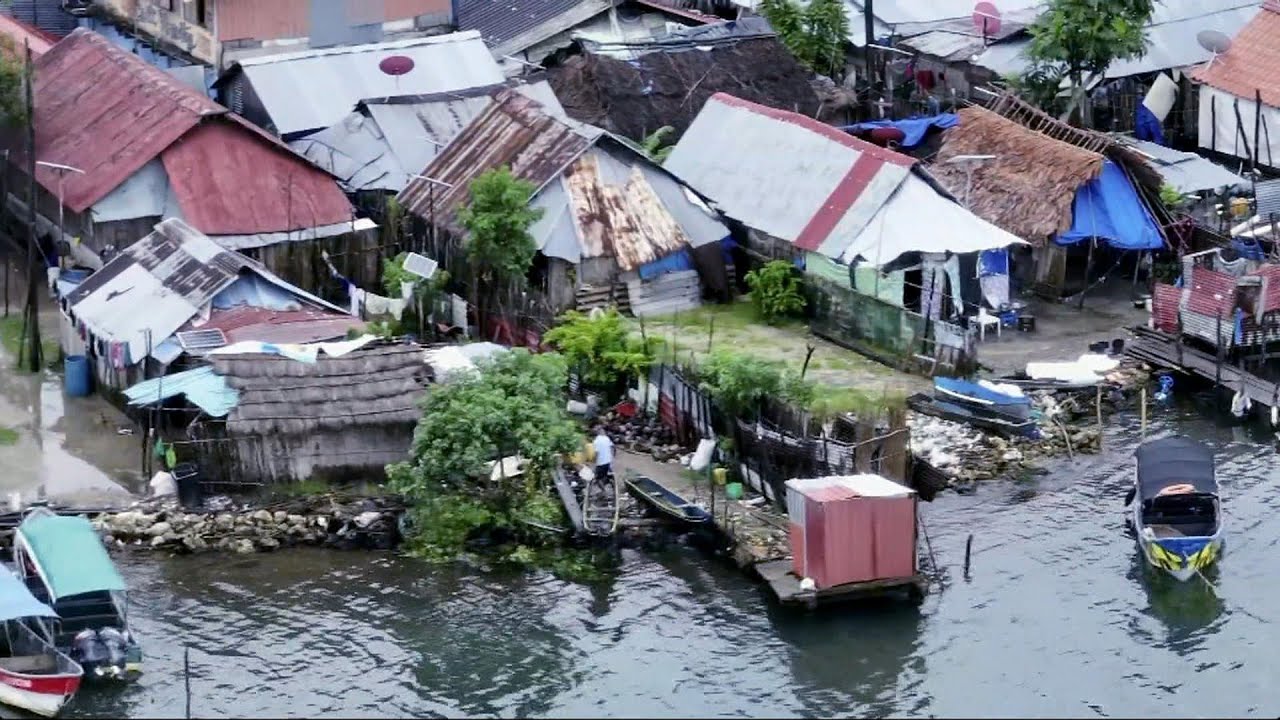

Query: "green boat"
left=13, top=509, right=141, bottom=682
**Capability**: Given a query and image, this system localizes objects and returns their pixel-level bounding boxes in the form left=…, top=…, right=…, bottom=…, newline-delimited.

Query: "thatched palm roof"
left=931, top=105, right=1106, bottom=243
left=209, top=342, right=429, bottom=436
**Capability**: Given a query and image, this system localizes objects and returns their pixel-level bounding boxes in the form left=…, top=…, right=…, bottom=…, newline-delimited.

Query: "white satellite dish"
left=1197, top=29, right=1232, bottom=68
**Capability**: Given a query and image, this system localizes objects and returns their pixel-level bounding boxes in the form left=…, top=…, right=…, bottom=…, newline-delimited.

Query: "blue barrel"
left=60, top=268, right=90, bottom=284
left=64, top=355, right=91, bottom=397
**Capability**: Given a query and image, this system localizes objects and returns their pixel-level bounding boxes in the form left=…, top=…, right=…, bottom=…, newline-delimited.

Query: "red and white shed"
left=785, top=475, right=918, bottom=589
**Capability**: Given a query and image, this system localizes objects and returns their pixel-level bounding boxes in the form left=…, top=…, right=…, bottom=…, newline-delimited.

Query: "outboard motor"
left=72, top=628, right=128, bottom=679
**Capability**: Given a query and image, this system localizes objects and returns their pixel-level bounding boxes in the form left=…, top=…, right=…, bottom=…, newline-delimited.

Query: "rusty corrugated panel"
left=24, top=28, right=220, bottom=213
left=185, top=306, right=363, bottom=346
left=161, top=121, right=354, bottom=235
left=620, top=165, right=689, bottom=269
left=397, top=89, right=596, bottom=226
left=564, top=153, right=690, bottom=271
left=216, top=0, right=309, bottom=42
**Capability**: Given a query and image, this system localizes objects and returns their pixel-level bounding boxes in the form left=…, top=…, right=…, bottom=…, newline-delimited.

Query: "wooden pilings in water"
left=1126, top=327, right=1279, bottom=412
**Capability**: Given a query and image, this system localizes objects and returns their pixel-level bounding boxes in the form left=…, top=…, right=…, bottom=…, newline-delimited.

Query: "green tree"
left=387, top=349, right=582, bottom=560
left=456, top=166, right=543, bottom=315
left=543, top=308, right=657, bottom=392
left=1024, top=0, right=1156, bottom=123
left=744, top=259, right=807, bottom=324
left=0, top=37, right=29, bottom=130
left=761, top=0, right=849, bottom=79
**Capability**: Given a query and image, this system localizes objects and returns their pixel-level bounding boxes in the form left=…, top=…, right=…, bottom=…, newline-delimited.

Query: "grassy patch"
left=0, top=425, right=17, bottom=446
left=0, top=315, right=60, bottom=371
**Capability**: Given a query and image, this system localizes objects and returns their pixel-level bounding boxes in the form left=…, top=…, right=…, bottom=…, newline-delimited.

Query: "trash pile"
left=596, top=406, right=689, bottom=462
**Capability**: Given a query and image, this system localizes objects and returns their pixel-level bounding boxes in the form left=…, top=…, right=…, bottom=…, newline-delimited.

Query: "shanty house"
left=663, top=93, right=1025, bottom=319
left=60, top=218, right=359, bottom=392
left=91, top=0, right=454, bottom=68
left=927, top=94, right=1167, bottom=298
left=546, top=16, right=820, bottom=144
left=1193, top=0, right=1280, bottom=171
left=6, top=28, right=365, bottom=288
left=397, top=89, right=729, bottom=326
left=213, top=31, right=505, bottom=141
left=292, top=76, right=565, bottom=194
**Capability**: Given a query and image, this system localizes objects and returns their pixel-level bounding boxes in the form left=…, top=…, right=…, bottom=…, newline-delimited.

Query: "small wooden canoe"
left=624, top=475, right=712, bottom=525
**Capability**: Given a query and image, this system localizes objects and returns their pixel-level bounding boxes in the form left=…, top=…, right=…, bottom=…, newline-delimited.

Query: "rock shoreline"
left=92, top=494, right=406, bottom=554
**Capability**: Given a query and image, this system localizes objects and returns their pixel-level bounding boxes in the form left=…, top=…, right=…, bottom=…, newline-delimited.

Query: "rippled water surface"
left=52, top=404, right=1280, bottom=718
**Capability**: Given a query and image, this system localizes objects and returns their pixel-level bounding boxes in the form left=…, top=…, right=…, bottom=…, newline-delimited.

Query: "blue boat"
left=1128, top=436, right=1222, bottom=582
left=624, top=474, right=712, bottom=525
left=13, top=510, right=141, bottom=682
left=907, top=377, right=1040, bottom=438
left=933, top=377, right=1032, bottom=416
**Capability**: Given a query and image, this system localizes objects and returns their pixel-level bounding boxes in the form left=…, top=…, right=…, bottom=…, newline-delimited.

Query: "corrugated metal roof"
left=1119, top=137, right=1249, bottom=193
left=67, top=219, right=345, bottom=362
left=398, top=89, right=600, bottom=225
left=458, top=0, right=609, bottom=51
left=216, top=0, right=452, bottom=42
left=0, top=13, right=54, bottom=57
left=663, top=92, right=913, bottom=256
left=229, top=31, right=505, bottom=137
left=124, top=366, right=239, bottom=418
left=25, top=28, right=222, bottom=213
left=1194, top=1, right=1280, bottom=106
left=162, top=121, right=355, bottom=235
left=183, top=306, right=365, bottom=347
left=1184, top=266, right=1237, bottom=318
left=1, top=0, right=75, bottom=39
left=564, top=151, right=690, bottom=270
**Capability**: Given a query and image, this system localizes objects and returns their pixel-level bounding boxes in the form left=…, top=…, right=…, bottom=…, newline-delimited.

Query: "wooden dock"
left=756, top=560, right=927, bottom=609
left=1126, top=326, right=1280, bottom=409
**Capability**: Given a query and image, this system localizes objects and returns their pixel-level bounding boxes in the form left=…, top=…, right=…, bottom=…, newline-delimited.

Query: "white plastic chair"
left=971, top=306, right=1001, bottom=341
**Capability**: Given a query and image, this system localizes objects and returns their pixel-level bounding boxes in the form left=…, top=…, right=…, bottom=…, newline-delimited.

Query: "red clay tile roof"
left=1192, top=1, right=1280, bottom=107
left=25, top=28, right=353, bottom=234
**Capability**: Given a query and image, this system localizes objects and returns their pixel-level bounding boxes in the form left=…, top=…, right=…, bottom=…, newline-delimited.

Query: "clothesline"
left=320, top=250, right=415, bottom=321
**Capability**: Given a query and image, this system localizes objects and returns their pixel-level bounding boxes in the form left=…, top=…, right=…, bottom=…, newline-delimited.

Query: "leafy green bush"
left=744, top=260, right=807, bottom=324
left=543, top=308, right=656, bottom=389
left=697, top=350, right=813, bottom=420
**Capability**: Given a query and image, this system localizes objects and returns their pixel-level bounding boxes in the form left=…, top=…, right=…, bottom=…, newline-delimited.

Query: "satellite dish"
left=1197, top=29, right=1232, bottom=68
left=973, top=1, right=1002, bottom=38
left=378, top=55, right=416, bottom=76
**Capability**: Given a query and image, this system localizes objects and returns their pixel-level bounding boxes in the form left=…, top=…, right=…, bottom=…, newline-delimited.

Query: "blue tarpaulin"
left=978, top=248, right=1009, bottom=277
left=840, top=113, right=959, bottom=149
left=1134, top=104, right=1166, bottom=146
left=1055, top=161, right=1164, bottom=250
left=637, top=248, right=694, bottom=280
left=0, top=568, right=55, bottom=621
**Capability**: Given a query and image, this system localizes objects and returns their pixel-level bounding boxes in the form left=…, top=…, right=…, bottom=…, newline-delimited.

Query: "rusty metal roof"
left=397, top=89, right=599, bottom=226
left=181, top=306, right=364, bottom=347
left=28, top=28, right=222, bottom=213
left=67, top=218, right=345, bottom=362
left=564, top=151, right=689, bottom=271
left=26, top=28, right=353, bottom=233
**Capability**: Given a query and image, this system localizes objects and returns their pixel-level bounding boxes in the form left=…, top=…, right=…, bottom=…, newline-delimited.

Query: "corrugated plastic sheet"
left=663, top=93, right=913, bottom=257
left=123, top=366, right=239, bottom=417
left=232, top=31, right=505, bottom=137
left=398, top=89, right=599, bottom=226
left=26, top=28, right=219, bottom=213
left=1193, top=1, right=1280, bottom=106
left=162, top=121, right=354, bottom=235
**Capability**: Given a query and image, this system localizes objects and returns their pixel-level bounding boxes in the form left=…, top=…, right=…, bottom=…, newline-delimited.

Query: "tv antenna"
left=1196, top=29, right=1232, bottom=69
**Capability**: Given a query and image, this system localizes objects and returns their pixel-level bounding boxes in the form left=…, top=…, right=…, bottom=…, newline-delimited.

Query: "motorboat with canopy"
left=0, top=567, right=82, bottom=716
left=13, top=510, right=141, bottom=681
left=1127, top=436, right=1222, bottom=581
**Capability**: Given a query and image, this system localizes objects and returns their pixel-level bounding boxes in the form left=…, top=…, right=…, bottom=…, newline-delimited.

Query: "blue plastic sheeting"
left=841, top=114, right=959, bottom=149
left=978, top=248, right=1009, bottom=277
left=212, top=275, right=304, bottom=311
left=0, top=568, right=55, bottom=622
left=1055, top=161, right=1164, bottom=250
left=1134, top=104, right=1166, bottom=146
left=1233, top=236, right=1266, bottom=261
left=124, top=366, right=239, bottom=417
left=638, top=248, right=695, bottom=280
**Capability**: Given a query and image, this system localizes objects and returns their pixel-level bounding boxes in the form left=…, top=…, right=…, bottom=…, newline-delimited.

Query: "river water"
left=35, top=396, right=1268, bottom=719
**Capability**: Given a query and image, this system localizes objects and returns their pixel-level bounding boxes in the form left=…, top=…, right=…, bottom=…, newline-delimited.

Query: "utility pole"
left=862, top=0, right=876, bottom=118
left=22, top=40, right=40, bottom=373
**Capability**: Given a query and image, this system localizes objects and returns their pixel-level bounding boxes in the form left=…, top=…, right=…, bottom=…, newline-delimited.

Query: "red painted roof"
left=1193, top=1, right=1280, bottom=107
left=162, top=121, right=355, bottom=234
left=184, top=306, right=363, bottom=346
left=26, top=28, right=353, bottom=234
left=1254, top=264, right=1280, bottom=314
left=0, top=14, right=56, bottom=58
left=1152, top=282, right=1180, bottom=333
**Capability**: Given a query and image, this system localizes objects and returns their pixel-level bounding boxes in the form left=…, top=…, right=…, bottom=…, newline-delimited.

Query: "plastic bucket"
left=725, top=482, right=744, bottom=501
left=64, top=355, right=91, bottom=397
left=171, top=462, right=202, bottom=509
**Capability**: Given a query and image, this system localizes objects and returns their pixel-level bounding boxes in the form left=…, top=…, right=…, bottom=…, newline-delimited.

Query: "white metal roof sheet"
left=785, top=474, right=915, bottom=498
left=1120, top=137, right=1249, bottom=193
left=236, top=31, right=506, bottom=137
